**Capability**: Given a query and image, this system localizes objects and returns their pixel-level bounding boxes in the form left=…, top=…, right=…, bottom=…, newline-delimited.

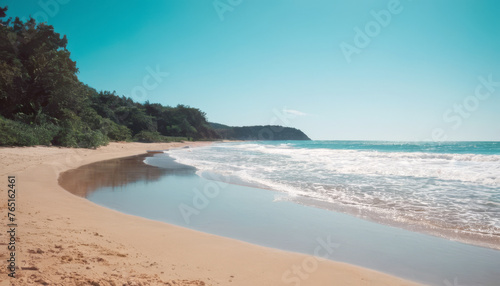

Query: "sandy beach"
left=0, top=142, right=422, bottom=285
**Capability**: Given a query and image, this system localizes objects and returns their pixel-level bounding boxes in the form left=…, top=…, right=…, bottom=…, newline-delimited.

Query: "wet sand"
left=0, top=142, right=421, bottom=285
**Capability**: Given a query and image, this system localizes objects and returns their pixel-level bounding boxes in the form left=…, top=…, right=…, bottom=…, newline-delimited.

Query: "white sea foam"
left=167, top=143, right=500, bottom=237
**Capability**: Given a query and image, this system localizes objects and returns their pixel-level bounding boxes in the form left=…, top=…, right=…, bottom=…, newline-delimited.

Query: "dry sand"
left=0, top=142, right=423, bottom=285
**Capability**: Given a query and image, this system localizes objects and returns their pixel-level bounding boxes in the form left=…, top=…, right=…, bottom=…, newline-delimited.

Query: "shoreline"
left=168, top=141, right=500, bottom=251
left=66, top=151, right=500, bottom=286
left=0, top=142, right=421, bottom=285
left=179, top=161, right=500, bottom=252
left=293, top=196, right=500, bottom=251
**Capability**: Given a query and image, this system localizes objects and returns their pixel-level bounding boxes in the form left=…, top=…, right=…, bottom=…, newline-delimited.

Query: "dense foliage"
left=0, top=7, right=219, bottom=148
left=0, top=7, right=311, bottom=147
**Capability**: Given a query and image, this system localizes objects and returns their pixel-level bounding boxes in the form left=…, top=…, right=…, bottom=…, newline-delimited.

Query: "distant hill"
left=209, top=123, right=311, bottom=141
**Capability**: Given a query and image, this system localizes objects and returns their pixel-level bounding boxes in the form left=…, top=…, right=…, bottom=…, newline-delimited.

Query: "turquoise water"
left=167, top=141, right=500, bottom=247
left=270, top=140, right=500, bottom=155
left=87, top=153, right=500, bottom=286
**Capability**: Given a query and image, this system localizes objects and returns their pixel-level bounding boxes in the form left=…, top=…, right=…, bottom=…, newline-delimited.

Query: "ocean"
left=85, top=140, right=500, bottom=285
left=168, top=141, right=500, bottom=248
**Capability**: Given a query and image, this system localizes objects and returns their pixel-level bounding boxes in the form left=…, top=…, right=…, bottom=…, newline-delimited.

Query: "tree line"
left=0, top=7, right=219, bottom=148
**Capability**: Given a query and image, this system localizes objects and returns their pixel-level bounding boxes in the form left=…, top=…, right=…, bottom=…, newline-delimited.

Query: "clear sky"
left=4, top=0, right=500, bottom=140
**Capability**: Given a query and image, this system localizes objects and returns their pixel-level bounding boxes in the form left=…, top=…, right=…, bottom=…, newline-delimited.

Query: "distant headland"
left=210, top=123, right=311, bottom=141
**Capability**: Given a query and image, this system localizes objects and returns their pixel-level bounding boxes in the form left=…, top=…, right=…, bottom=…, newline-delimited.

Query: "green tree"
left=0, top=6, right=219, bottom=147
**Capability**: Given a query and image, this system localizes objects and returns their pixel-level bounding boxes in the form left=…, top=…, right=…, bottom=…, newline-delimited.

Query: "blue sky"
left=4, top=0, right=500, bottom=140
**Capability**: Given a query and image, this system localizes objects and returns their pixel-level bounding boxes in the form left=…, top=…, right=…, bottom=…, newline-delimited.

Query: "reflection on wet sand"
left=59, top=154, right=179, bottom=198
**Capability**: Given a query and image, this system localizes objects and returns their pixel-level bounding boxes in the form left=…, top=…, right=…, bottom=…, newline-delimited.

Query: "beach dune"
left=0, top=142, right=421, bottom=285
